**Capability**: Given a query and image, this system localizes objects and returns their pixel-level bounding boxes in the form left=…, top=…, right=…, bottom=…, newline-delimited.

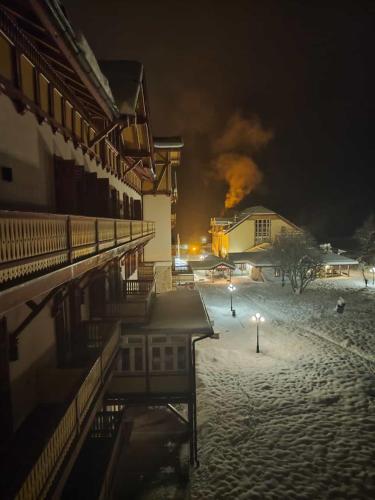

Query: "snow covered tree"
left=354, top=214, right=375, bottom=285
left=270, top=231, right=322, bottom=294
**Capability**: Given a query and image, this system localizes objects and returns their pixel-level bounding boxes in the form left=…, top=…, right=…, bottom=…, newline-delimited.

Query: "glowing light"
left=252, top=312, right=265, bottom=322
left=228, top=283, right=236, bottom=292
left=201, top=236, right=207, bottom=244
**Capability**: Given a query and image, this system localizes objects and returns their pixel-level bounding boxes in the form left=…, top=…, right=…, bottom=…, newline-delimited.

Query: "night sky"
left=65, top=0, right=374, bottom=243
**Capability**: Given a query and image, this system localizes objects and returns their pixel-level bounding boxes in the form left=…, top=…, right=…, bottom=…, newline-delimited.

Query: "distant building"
left=210, top=206, right=300, bottom=257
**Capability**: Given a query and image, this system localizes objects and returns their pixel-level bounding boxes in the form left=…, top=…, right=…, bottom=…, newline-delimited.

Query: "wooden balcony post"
left=67, top=216, right=73, bottom=263
left=0, top=317, right=13, bottom=441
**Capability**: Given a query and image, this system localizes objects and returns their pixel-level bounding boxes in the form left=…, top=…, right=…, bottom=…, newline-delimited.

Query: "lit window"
left=255, top=219, right=271, bottom=243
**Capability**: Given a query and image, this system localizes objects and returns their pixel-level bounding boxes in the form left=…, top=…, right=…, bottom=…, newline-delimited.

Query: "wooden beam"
left=88, top=120, right=124, bottom=148
left=122, top=149, right=151, bottom=158
left=124, top=159, right=142, bottom=175
left=155, top=163, right=168, bottom=191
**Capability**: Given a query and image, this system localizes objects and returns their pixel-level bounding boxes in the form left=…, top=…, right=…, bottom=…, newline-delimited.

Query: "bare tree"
left=270, top=231, right=322, bottom=294
left=354, top=214, right=375, bottom=285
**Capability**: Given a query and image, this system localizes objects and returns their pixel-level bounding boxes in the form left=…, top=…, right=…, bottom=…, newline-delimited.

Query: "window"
left=20, top=55, right=35, bottom=101
left=255, top=219, right=271, bottom=242
left=53, top=89, right=63, bottom=124
left=39, top=74, right=50, bottom=114
left=74, top=111, right=82, bottom=140
left=152, top=347, right=161, bottom=370
left=122, top=348, right=130, bottom=371
left=134, top=347, right=143, bottom=371
left=149, top=335, right=188, bottom=372
left=177, top=346, right=186, bottom=370
left=0, top=33, right=13, bottom=81
left=65, top=101, right=73, bottom=131
left=165, top=346, right=174, bottom=370
left=1, top=167, right=13, bottom=182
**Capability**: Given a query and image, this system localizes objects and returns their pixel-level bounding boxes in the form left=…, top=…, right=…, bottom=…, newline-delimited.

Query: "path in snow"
left=191, top=277, right=375, bottom=500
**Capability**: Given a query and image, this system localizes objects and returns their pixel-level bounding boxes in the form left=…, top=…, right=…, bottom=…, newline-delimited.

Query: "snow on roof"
left=49, top=1, right=118, bottom=114
left=238, top=206, right=275, bottom=217
left=99, top=60, right=143, bottom=116
left=136, top=288, right=213, bottom=334
left=322, top=254, right=358, bottom=266
left=190, top=255, right=236, bottom=271
left=153, top=137, right=184, bottom=149
left=229, top=251, right=274, bottom=267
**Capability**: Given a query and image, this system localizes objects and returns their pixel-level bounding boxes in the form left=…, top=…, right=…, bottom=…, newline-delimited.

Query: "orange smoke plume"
left=215, top=153, right=263, bottom=209
left=213, top=113, right=273, bottom=208
left=214, top=112, right=273, bottom=154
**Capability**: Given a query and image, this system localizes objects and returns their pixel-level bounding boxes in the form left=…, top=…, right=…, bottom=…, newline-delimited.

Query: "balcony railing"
left=99, top=279, right=155, bottom=323
left=14, top=321, right=120, bottom=500
left=123, top=279, right=155, bottom=296
left=0, top=211, right=155, bottom=287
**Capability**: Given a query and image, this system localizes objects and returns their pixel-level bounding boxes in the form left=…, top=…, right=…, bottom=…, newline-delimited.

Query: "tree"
left=354, top=214, right=375, bottom=285
left=270, top=231, right=322, bottom=294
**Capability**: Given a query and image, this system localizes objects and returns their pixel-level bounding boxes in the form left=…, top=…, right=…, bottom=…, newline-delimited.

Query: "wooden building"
left=0, top=2, right=206, bottom=498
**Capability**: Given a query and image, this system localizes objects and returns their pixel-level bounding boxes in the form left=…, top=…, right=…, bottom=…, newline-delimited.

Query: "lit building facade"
left=210, top=205, right=300, bottom=257
left=0, top=2, right=203, bottom=498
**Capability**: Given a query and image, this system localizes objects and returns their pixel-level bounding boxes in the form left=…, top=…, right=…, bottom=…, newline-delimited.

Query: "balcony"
left=0, top=320, right=120, bottom=500
left=0, top=211, right=155, bottom=313
left=100, top=279, right=155, bottom=324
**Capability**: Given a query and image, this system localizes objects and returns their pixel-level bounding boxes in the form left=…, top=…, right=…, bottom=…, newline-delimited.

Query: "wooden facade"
left=0, top=1, right=192, bottom=498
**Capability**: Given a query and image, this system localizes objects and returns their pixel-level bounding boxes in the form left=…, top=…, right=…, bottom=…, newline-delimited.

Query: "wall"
left=0, top=94, right=140, bottom=210
left=143, top=194, right=172, bottom=292
left=228, top=220, right=254, bottom=252
left=7, top=296, right=56, bottom=430
left=270, top=217, right=297, bottom=240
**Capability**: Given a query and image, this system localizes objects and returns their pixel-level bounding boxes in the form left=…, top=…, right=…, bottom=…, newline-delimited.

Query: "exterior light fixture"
left=251, top=312, right=265, bottom=353
left=228, top=283, right=236, bottom=315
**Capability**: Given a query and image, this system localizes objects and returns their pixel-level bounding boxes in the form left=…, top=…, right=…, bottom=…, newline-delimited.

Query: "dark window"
left=122, top=348, right=130, bottom=371
left=1, top=167, right=13, bottom=182
left=177, top=346, right=186, bottom=370
left=134, top=347, right=143, bottom=371
left=165, top=346, right=174, bottom=370
left=152, top=347, right=161, bottom=371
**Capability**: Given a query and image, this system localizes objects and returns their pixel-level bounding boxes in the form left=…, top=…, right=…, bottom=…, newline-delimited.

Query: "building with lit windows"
left=0, top=1, right=211, bottom=497
left=210, top=206, right=300, bottom=258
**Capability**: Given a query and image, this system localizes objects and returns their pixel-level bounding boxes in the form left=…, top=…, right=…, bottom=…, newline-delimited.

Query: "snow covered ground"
left=191, top=272, right=375, bottom=499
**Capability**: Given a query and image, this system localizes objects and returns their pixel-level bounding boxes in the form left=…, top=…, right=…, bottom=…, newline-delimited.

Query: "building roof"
left=211, top=206, right=300, bottom=235
left=230, top=250, right=358, bottom=267
left=99, top=60, right=144, bottom=116
left=238, top=206, right=276, bottom=217
left=132, top=288, right=213, bottom=335
left=154, top=137, right=184, bottom=149
left=229, top=251, right=273, bottom=267
left=322, top=253, right=359, bottom=266
left=189, top=255, right=236, bottom=271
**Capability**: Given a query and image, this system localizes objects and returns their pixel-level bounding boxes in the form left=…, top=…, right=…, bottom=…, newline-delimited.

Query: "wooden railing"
left=0, top=211, right=155, bottom=286
left=15, top=321, right=120, bottom=500
left=123, top=279, right=155, bottom=296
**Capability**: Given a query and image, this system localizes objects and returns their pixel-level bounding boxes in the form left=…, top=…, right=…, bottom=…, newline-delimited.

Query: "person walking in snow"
left=336, top=297, right=346, bottom=314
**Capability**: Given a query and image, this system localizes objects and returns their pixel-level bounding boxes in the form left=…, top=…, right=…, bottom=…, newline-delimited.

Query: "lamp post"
left=251, top=312, right=265, bottom=353
left=228, top=283, right=236, bottom=314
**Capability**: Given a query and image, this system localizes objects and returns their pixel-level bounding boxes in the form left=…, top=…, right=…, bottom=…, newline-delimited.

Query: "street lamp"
left=228, top=283, right=236, bottom=314
left=251, top=312, right=265, bottom=353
